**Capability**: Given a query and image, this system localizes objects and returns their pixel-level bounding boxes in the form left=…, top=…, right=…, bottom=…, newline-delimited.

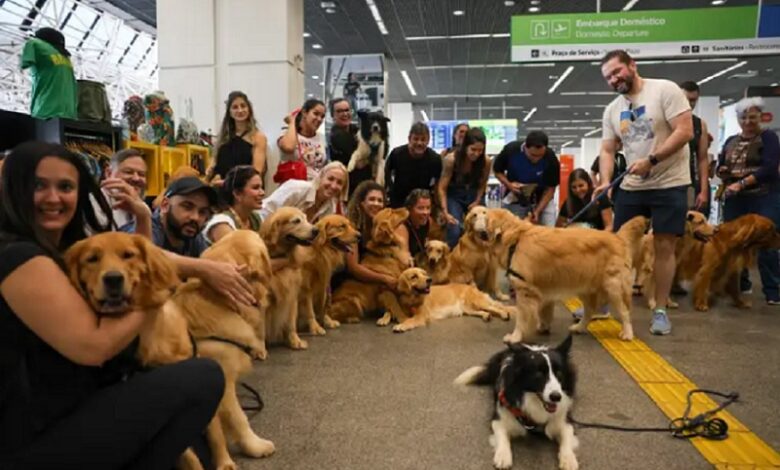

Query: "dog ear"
left=135, top=236, right=180, bottom=292
left=557, top=334, right=573, bottom=357
left=384, top=116, right=391, bottom=122
left=260, top=215, right=283, bottom=246
left=392, top=208, right=410, bottom=226
left=64, top=238, right=88, bottom=296
left=686, top=211, right=696, bottom=222
left=397, top=272, right=411, bottom=293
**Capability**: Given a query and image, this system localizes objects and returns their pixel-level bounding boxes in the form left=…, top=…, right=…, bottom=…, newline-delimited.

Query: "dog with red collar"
left=455, top=336, right=578, bottom=470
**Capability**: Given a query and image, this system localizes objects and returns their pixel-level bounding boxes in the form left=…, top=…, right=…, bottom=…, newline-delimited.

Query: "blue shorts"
left=613, top=185, right=687, bottom=235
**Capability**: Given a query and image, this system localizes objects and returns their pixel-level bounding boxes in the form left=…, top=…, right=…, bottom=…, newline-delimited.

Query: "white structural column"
left=694, top=96, right=720, bottom=156
left=387, top=102, right=413, bottom=149
left=157, top=0, right=304, bottom=191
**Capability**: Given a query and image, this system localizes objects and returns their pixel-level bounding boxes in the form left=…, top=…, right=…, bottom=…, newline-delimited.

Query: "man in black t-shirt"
left=327, top=98, right=369, bottom=196
left=679, top=81, right=711, bottom=215
left=385, top=122, right=443, bottom=208
left=343, top=73, right=361, bottom=114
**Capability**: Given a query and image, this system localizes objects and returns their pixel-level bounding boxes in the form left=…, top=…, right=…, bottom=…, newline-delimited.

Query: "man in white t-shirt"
left=596, top=50, right=694, bottom=336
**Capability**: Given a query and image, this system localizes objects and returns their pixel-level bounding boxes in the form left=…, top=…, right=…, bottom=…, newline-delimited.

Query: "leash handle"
left=565, top=169, right=629, bottom=227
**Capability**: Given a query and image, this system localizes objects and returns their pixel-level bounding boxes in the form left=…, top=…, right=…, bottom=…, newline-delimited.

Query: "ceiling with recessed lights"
left=100, top=0, right=780, bottom=147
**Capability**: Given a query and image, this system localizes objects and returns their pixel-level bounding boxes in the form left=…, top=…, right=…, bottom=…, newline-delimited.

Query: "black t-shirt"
left=590, top=152, right=627, bottom=182
left=329, top=124, right=372, bottom=196
left=560, top=197, right=612, bottom=230
left=0, top=241, right=100, bottom=454
left=385, top=145, right=443, bottom=208
left=343, top=81, right=360, bottom=97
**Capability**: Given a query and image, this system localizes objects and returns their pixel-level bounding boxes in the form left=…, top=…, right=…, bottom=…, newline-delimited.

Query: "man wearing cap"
left=153, top=176, right=216, bottom=257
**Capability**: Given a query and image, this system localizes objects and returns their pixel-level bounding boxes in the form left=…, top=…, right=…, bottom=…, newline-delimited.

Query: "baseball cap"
left=164, top=177, right=218, bottom=206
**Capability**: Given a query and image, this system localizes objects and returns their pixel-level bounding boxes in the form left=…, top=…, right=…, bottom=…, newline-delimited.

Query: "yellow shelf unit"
left=176, top=144, right=211, bottom=177
left=123, top=141, right=162, bottom=196
left=160, top=146, right=188, bottom=191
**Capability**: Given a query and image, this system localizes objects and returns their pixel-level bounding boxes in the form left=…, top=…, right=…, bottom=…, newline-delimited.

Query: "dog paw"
left=344, top=316, right=361, bottom=324
left=215, top=459, right=238, bottom=470
left=736, top=300, right=752, bottom=309
left=239, top=435, right=275, bottom=458
left=503, top=332, right=523, bottom=344
left=559, top=452, right=579, bottom=470
left=289, top=336, right=308, bottom=350
left=251, top=347, right=268, bottom=361
left=568, top=323, right=586, bottom=335
left=667, top=300, right=679, bottom=309
left=309, top=322, right=327, bottom=336
left=376, top=313, right=392, bottom=327
left=495, top=293, right=510, bottom=302
left=619, top=326, right=634, bottom=341
left=694, top=303, right=709, bottom=312
left=493, top=448, right=513, bottom=469
left=537, top=325, right=551, bottom=335
left=324, top=316, right=340, bottom=329
left=392, top=323, right=408, bottom=333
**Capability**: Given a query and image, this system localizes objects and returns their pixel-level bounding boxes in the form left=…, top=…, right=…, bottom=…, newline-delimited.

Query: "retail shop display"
left=77, top=79, right=112, bottom=124
left=20, top=28, right=78, bottom=120
left=143, top=91, right=175, bottom=147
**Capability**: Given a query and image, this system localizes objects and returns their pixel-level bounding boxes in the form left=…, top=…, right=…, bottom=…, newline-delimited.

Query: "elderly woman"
left=259, top=161, right=348, bottom=223
left=717, top=97, right=780, bottom=305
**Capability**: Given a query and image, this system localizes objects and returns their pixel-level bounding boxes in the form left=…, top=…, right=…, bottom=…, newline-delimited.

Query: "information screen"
left=427, top=119, right=518, bottom=154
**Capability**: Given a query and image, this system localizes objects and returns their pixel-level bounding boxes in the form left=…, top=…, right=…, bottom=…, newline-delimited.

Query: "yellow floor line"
left=587, top=319, right=780, bottom=468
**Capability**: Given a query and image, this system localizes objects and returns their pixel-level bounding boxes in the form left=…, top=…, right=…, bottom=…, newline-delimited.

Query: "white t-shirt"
left=279, top=130, right=327, bottom=181
left=258, top=178, right=341, bottom=223
left=202, top=213, right=237, bottom=245
left=602, top=78, right=691, bottom=191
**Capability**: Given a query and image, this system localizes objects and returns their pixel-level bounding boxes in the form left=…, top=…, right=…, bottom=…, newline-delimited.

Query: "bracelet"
left=739, top=179, right=747, bottom=188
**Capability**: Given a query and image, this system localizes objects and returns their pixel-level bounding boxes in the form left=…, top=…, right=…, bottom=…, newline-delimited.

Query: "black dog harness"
left=201, top=335, right=257, bottom=358
left=505, top=243, right=525, bottom=281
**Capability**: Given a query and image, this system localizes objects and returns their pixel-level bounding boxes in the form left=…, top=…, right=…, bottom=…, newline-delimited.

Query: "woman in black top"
left=0, top=142, right=224, bottom=469
left=440, top=122, right=469, bottom=157
left=556, top=168, right=613, bottom=230
left=207, top=91, right=268, bottom=185
left=395, top=189, right=432, bottom=258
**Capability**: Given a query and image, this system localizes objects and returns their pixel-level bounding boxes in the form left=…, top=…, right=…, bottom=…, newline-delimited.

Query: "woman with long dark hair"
left=203, top=165, right=264, bottom=245
left=555, top=168, right=613, bottom=230
left=0, top=142, right=224, bottom=469
left=278, top=98, right=328, bottom=180
left=207, top=91, right=268, bottom=185
left=438, top=127, right=491, bottom=247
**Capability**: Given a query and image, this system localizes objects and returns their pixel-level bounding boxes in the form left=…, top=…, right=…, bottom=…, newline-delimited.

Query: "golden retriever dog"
left=449, top=206, right=507, bottom=300
left=327, top=208, right=411, bottom=325
left=65, top=232, right=238, bottom=470
left=260, top=207, right=320, bottom=349
left=298, top=214, right=361, bottom=331
left=639, top=211, right=717, bottom=309
left=692, top=213, right=780, bottom=311
left=415, top=239, right=451, bottom=284
left=171, top=229, right=275, bottom=463
left=389, top=268, right=516, bottom=333
left=494, top=218, right=634, bottom=343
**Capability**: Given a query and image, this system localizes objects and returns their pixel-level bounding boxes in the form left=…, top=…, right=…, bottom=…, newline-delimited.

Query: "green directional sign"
left=510, top=5, right=780, bottom=61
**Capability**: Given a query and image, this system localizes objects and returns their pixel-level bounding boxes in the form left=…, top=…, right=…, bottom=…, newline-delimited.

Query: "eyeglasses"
left=335, top=108, right=351, bottom=114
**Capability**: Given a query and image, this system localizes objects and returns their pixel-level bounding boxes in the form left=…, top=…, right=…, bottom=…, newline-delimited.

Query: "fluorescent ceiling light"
left=427, top=93, right=532, bottom=99
left=311, top=75, right=319, bottom=79
left=502, top=79, right=509, bottom=83
left=400, top=70, right=417, bottom=96
left=622, top=0, right=640, bottom=11
left=453, top=10, right=465, bottom=16
left=561, top=140, right=574, bottom=148
left=325, top=8, right=336, bottom=14
left=504, top=1, right=515, bottom=6
left=421, top=110, right=430, bottom=122
left=711, top=0, right=726, bottom=5
left=547, top=105, right=570, bottom=109
left=312, top=43, right=323, bottom=49
left=548, top=66, right=574, bottom=94
left=417, top=63, right=554, bottom=70
left=366, top=0, right=389, bottom=35
left=584, top=128, right=601, bottom=136
left=406, top=33, right=509, bottom=41
left=319, top=81, right=325, bottom=86
left=303, top=32, right=311, bottom=38
left=528, top=6, right=540, bottom=12
left=523, top=107, right=538, bottom=122
left=559, top=91, right=614, bottom=96
left=697, top=61, right=747, bottom=84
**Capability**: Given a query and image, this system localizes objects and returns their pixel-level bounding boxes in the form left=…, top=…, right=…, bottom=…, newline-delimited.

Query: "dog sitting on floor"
left=455, top=336, right=578, bottom=470
left=347, top=110, right=390, bottom=185
left=415, top=239, right=451, bottom=284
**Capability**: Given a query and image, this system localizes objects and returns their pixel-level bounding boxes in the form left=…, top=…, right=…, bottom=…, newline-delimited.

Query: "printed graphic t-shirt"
left=279, top=129, right=328, bottom=181
left=602, top=78, right=691, bottom=191
left=21, top=38, right=78, bottom=119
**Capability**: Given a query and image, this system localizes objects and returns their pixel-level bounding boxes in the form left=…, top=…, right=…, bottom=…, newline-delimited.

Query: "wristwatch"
left=648, top=154, right=660, bottom=166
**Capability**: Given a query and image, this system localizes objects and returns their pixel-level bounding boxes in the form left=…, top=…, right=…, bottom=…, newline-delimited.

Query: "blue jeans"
left=446, top=186, right=481, bottom=248
left=722, top=190, right=780, bottom=302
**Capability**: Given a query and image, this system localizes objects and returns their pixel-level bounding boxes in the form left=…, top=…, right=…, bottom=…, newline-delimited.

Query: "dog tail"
left=454, top=365, right=490, bottom=386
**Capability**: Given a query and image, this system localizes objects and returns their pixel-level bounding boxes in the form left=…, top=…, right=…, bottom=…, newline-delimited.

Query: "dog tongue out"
left=543, top=401, right=557, bottom=413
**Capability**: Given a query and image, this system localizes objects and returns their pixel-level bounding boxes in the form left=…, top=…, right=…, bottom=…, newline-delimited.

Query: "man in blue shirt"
left=493, top=131, right=560, bottom=225
left=152, top=177, right=215, bottom=257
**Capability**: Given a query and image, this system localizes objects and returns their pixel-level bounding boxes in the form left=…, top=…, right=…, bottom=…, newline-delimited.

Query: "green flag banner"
left=511, top=5, right=780, bottom=62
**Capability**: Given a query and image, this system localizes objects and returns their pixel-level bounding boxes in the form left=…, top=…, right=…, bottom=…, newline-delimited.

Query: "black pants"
left=2, top=358, right=224, bottom=470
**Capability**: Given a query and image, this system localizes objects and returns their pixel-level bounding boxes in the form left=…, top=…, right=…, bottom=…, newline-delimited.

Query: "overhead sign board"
left=511, top=5, right=780, bottom=62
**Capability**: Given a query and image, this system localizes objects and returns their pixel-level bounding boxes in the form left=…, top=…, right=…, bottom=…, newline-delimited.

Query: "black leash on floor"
left=565, top=169, right=629, bottom=227
left=239, top=382, right=265, bottom=412
left=570, top=389, right=738, bottom=440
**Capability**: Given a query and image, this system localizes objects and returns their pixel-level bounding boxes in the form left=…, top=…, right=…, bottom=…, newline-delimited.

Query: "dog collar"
left=498, top=388, right=542, bottom=431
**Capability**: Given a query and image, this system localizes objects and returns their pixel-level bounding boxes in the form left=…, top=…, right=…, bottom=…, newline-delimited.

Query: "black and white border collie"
left=347, top=110, right=390, bottom=185
left=454, top=336, right=578, bottom=470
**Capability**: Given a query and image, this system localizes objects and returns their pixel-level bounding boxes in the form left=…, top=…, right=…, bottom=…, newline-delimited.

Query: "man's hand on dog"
left=200, top=259, right=256, bottom=308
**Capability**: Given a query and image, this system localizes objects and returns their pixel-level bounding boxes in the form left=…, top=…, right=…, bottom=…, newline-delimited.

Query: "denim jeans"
left=722, top=190, right=780, bottom=302
left=502, top=201, right=557, bottom=227
left=446, top=186, right=481, bottom=248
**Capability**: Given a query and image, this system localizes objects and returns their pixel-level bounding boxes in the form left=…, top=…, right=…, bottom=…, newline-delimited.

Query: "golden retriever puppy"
left=65, top=232, right=237, bottom=470
left=260, top=207, right=319, bottom=350
left=171, top=229, right=275, bottom=462
left=494, top=218, right=634, bottom=343
left=449, top=206, right=507, bottom=300
left=298, top=214, right=361, bottom=332
left=390, top=268, right=516, bottom=333
left=640, top=211, right=716, bottom=309
left=327, top=208, right=411, bottom=325
left=415, top=239, right=451, bottom=284
left=692, top=213, right=780, bottom=311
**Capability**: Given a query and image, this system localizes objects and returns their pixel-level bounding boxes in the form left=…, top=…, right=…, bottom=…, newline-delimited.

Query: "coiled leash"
left=239, top=382, right=265, bottom=412
left=565, top=169, right=630, bottom=227
left=570, top=389, right=738, bottom=440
